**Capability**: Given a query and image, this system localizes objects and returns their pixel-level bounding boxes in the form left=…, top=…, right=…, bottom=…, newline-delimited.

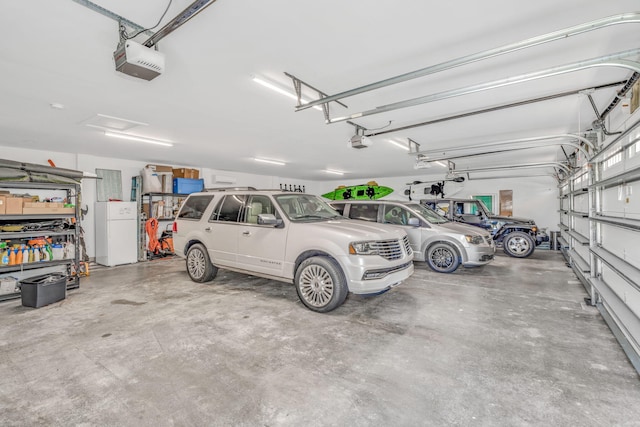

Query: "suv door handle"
left=242, top=231, right=250, bottom=236
left=205, top=227, right=212, bottom=232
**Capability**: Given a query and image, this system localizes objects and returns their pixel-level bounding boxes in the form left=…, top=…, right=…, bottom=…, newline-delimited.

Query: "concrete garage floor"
left=1, top=251, right=639, bottom=426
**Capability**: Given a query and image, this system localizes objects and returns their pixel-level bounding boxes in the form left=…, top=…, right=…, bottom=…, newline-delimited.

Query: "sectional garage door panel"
left=561, top=115, right=640, bottom=373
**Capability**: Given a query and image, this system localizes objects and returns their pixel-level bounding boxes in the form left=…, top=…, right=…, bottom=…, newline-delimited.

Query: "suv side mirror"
left=258, top=214, right=278, bottom=226
left=407, top=217, right=420, bottom=227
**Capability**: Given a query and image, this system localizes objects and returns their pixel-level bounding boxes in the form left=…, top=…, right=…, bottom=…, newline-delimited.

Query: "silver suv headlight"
left=349, top=241, right=379, bottom=255
left=465, top=235, right=484, bottom=245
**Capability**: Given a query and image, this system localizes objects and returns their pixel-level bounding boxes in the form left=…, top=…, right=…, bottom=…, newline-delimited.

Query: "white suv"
left=172, top=190, right=414, bottom=312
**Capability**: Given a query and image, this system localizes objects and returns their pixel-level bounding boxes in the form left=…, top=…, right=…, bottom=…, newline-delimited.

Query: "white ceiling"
left=0, top=1, right=638, bottom=181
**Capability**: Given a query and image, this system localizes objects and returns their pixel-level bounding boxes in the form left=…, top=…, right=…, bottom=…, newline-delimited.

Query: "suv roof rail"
left=204, top=186, right=258, bottom=192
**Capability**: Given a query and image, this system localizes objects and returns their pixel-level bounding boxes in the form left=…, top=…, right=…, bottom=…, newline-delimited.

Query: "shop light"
left=252, top=76, right=322, bottom=111
left=104, top=131, right=173, bottom=147
left=254, top=157, right=286, bottom=166
left=388, top=139, right=410, bottom=151
left=434, top=161, right=448, bottom=167
left=324, top=169, right=344, bottom=175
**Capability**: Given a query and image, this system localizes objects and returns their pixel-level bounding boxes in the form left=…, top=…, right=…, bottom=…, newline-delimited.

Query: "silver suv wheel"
left=186, top=243, right=218, bottom=282
left=295, top=257, right=348, bottom=312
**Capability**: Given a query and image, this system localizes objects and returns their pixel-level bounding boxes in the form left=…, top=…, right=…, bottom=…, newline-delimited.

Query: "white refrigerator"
left=95, top=201, right=138, bottom=267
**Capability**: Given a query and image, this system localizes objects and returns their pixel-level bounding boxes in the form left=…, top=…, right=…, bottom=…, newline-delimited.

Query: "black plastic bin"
left=19, top=273, right=67, bottom=308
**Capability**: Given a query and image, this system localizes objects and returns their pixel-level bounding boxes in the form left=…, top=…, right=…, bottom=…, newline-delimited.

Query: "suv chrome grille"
left=372, top=238, right=410, bottom=261
left=402, top=235, right=412, bottom=256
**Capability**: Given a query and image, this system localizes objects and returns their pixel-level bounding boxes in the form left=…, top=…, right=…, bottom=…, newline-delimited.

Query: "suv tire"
left=503, top=231, right=535, bottom=258
left=294, top=257, right=348, bottom=313
left=186, top=243, right=218, bottom=282
left=426, top=242, right=461, bottom=273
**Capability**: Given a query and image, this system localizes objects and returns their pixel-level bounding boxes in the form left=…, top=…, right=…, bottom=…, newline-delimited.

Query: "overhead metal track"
left=414, top=134, right=595, bottom=163
left=296, top=12, right=640, bottom=112
left=71, top=0, right=154, bottom=37
left=327, top=49, right=640, bottom=124
left=284, top=72, right=348, bottom=122
left=600, top=72, right=640, bottom=120
left=455, top=162, right=571, bottom=174
left=365, top=81, right=625, bottom=137
left=143, top=0, right=218, bottom=47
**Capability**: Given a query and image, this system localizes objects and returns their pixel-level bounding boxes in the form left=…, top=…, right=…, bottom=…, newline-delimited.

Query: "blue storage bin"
left=173, top=178, right=204, bottom=194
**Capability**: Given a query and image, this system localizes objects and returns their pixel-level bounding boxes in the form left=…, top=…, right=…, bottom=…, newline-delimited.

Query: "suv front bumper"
left=339, top=256, right=414, bottom=294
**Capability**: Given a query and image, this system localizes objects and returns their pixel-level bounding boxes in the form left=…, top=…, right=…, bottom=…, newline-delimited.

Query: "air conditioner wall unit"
left=114, top=40, right=165, bottom=81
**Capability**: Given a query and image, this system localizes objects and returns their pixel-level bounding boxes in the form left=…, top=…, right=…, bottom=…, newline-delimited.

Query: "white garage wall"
left=0, top=147, right=318, bottom=259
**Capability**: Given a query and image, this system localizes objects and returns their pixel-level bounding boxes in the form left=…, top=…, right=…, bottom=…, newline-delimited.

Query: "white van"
left=330, top=200, right=495, bottom=273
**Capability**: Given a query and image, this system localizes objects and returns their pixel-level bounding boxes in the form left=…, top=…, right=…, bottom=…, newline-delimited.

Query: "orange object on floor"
left=146, top=218, right=162, bottom=255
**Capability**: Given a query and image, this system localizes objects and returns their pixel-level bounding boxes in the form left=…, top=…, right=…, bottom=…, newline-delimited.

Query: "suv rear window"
left=211, top=195, right=246, bottom=222
left=177, top=195, right=214, bottom=220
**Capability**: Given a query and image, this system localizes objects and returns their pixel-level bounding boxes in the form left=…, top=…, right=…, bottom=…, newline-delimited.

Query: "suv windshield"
left=274, top=194, right=342, bottom=222
left=406, top=203, right=449, bottom=224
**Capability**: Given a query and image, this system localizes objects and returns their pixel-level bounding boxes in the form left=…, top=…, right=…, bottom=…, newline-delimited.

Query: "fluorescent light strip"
left=324, top=169, right=344, bottom=175
left=252, top=77, right=323, bottom=111
left=388, top=139, right=410, bottom=151
left=435, top=161, right=448, bottom=167
left=104, top=131, right=173, bottom=147
left=254, top=157, right=286, bottom=166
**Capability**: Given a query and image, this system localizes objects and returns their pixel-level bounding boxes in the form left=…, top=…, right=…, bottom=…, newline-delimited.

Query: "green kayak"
left=322, top=181, right=393, bottom=200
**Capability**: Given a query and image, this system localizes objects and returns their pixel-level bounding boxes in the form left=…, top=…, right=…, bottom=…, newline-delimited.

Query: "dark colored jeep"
left=422, top=198, right=548, bottom=258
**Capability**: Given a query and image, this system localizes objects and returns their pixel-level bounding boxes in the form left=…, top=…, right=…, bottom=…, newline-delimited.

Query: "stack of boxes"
left=0, top=193, right=74, bottom=215
left=142, top=165, right=204, bottom=219
left=172, top=168, right=204, bottom=194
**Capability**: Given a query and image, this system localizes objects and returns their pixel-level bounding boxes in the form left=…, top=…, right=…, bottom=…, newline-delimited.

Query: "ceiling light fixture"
left=324, top=169, right=344, bottom=175
left=254, top=157, right=286, bottom=166
left=388, top=139, right=410, bottom=151
left=104, top=131, right=173, bottom=147
left=435, top=161, right=448, bottom=167
left=252, top=76, right=322, bottom=111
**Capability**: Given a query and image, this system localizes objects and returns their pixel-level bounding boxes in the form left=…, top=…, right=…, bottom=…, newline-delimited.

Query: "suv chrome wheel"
left=295, top=257, right=348, bottom=312
left=503, top=231, right=535, bottom=258
left=186, top=243, right=218, bottom=282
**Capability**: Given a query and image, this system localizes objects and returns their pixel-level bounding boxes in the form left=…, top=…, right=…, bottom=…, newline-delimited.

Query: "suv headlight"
left=349, top=241, right=379, bottom=255
left=531, top=226, right=538, bottom=233
left=465, top=235, right=484, bottom=245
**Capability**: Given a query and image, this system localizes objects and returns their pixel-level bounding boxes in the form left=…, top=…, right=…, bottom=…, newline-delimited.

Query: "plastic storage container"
left=173, top=178, right=204, bottom=194
left=19, top=273, right=67, bottom=308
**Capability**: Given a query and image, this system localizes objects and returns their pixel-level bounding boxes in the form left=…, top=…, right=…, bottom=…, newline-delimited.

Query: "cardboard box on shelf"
left=0, top=195, right=6, bottom=215
left=146, top=164, right=173, bottom=173
left=23, top=202, right=64, bottom=208
left=22, top=207, right=75, bottom=214
left=5, top=197, right=24, bottom=214
left=172, top=168, right=200, bottom=179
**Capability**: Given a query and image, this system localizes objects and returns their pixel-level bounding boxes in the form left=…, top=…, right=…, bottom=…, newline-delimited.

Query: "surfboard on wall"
left=322, top=181, right=394, bottom=200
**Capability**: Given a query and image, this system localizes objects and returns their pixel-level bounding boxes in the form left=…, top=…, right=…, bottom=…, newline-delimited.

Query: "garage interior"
left=1, top=1, right=640, bottom=425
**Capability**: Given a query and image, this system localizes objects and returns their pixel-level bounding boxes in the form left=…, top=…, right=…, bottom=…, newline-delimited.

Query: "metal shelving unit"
left=137, top=192, right=189, bottom=261
left=0, top=182, right=81, bottom=303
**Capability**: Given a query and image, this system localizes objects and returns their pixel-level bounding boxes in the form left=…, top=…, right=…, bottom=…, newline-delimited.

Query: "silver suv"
left=329, top=200, right=495, bottom=273
left=172, top=190, right=414, bottom=312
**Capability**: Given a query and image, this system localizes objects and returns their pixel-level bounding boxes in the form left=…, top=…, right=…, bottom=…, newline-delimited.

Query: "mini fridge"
left=95, top=201, right=138, bottom=266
